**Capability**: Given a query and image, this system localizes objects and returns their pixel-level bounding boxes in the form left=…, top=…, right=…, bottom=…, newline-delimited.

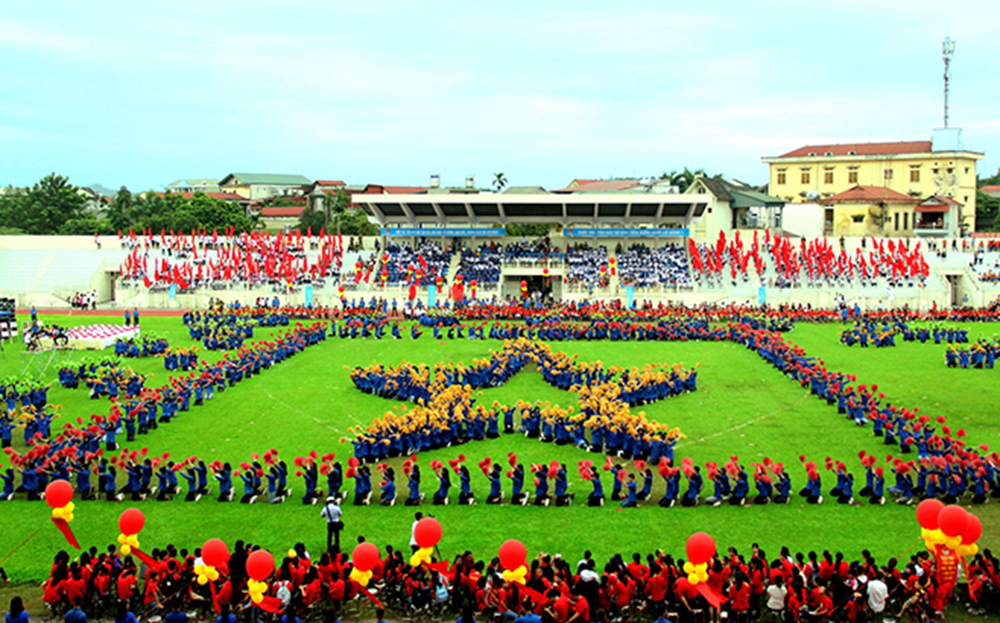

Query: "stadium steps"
left=28, top=250, right=58, bottom=291
left=448, top=253, right=461, bottom=279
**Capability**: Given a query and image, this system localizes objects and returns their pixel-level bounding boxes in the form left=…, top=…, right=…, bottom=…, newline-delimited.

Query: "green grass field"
left=1, top=313, right=999, bottom=586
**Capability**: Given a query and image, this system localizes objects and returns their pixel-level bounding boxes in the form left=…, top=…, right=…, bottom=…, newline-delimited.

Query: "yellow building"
left=762, top=132, right=983, bottom=233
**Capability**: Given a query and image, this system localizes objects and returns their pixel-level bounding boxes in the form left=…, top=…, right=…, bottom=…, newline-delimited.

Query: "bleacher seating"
left=617, top=243, right=692, bottom=289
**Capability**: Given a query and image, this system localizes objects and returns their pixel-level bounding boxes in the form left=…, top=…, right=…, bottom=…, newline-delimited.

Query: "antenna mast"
left=942, top=37, right=955, bottom=128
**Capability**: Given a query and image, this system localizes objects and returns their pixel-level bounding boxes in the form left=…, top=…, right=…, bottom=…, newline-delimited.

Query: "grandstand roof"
left=355, top=193, right=708, bottom=227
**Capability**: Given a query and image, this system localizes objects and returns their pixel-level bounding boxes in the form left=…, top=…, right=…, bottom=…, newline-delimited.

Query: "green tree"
left=323, top=190, right=350, bottom=229
left=658, top=167, right=715, bottom=193
left=106, top=186, right=135, bottom=233
left=492, top=172, right=508, bottom=193
left=20, top=173, right=86, bottom=234
left=296, top=207, right=326, bottom=234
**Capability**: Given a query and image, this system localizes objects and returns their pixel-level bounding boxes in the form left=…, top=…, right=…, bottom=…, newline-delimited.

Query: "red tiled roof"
left=554, top=179, right=642, bottom=193
left=381, top=186, right=429, bottom=194
left=919, top=195, right=963, bottom=207
left=819, top=185, right=919, bottom=205
left=981, top=185, right=1000, bottom=194
left=314, top=180, right=346, bottom=187
left=777, top=141, right=933, bottom=158
left=259, top=206, right=305, bottom=217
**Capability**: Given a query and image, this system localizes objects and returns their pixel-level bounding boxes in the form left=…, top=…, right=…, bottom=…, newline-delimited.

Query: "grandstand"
left=4, top=218, right=1000, bottom=311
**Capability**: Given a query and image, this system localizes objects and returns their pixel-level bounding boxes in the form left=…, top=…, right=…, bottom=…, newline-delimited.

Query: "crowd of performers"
left=839, top=321, right=970, bottom=348
left=117, top=228, right=346, bottom=291
left=4, top=306, right=1000, bottom=509
left=30, top=535, right=1000, bottom=622
left=113, top=335, right=170, bottom=358
left=0, top=322, right=329, bottom=502
left=689, top=232, right=930, bottom=289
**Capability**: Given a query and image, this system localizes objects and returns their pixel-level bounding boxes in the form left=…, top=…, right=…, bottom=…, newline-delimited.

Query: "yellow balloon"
left=288, top=549, right=297, bottom=558
left=118, top=534, right=127, bottom=545
left=121, top=545, right=132, bottom=556
left=688, top=573, right=699, bottom=584
left=65, top=513, right=74, bottom=523
left=208, top=568, right=220, bottom=581
left=683, top=562, right=694, bottom=574
left=198, top=575, right=208, bottom=585
left=195, top=565, right=205, bottom=575
left=65, top=502, right=75, bottom=512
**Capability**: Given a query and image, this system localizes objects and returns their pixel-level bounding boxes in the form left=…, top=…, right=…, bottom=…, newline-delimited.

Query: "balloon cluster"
left=916, top=499, right=982, bottom=557
left=499, top=539, right=528, bottom=585
left=117, top=508, right=145, bottom=556
left=196, top=538, right=229, bottom=585
left=351, top=542, right=380, bottom=587
left=46, top=480, right=76, bottom=523
left=246, top=550, right=275, bottom=605
left=683, top=532, right=716, bottom=585
left=410, top=517, right=442, bottom=567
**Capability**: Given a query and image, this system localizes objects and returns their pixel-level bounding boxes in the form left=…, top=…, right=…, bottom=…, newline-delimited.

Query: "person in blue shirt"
left=554, top=464, right=572, bottom=506
left=404, top=465, right=422, bottom=506
left=458, top=465, right=474, bottom=505
left=0, top=468, right=15, bottom=501
left=485, top=464, right=502, bottom=504
left=532, top=466, right=550, bottom=507
left=114, top=599, right=138, bottom=623
left=6, top=596, right=29, bottom=623
left=180, top=467, right=200, bottom=502
left=239, top=468, right=257, bottom=504
left=380, top=468, right=397, bottom=506
left=432, top=464, right=451, bottom=505
left=64, top=599, right=87, bottom=623
left=511, top=464, right=526, bottom=506
left=621, top=474, right=638, bottom=508
left=215, top=463, right=233, bottom=502
left=586, top=466, right=604, bottom=506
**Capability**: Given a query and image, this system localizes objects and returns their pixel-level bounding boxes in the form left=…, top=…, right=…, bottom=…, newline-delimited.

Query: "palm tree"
left=492, top=172, right=508, bottom=194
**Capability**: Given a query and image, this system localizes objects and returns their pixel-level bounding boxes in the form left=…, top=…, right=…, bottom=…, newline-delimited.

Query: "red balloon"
left=118, top=508, right=145, bottom=535
left=246, top=549, right=275, bottom=581
left=499, top=539, right=527, bottom=571
left=45, top=480, right=74, bottom=509
left=960, top=514, right=982, bottom=545
left=915, top=499, right=944, bottom=530
left=352, top=542, right=381, bottom=572
left=414, top=517, right=443, bottom=549
left=202, top=538, right=230, bottom=568
left=937, top=505, right=969, bottom=537
left=685, top=532, right=716, bottom=565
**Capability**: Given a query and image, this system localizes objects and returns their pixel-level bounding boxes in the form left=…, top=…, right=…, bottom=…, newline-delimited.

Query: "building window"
left=965, top=167, right=970, bottom=174
left=852, top=215, right=865, bottom=223
left=903, top=213, right=908, bottom=229
left=884, top=169, right=894, bottom=181
left=848, top=168, right=859, bottom=184
left=947, top=167, right=954, bottom=174
left=894, top=213, right=900, bottom=230
left=910, top=168, right=920, bottom=183
left=933, top=168, right=939, bottom=174
left=824, top=169, right=834, bottom=184
left=776, top=171, right=786, bottom=185
left=801, top=170, right=811, bottom=184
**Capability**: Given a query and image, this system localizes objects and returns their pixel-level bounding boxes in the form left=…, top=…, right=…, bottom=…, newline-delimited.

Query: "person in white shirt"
left=320, top=496, right=343, bottom=552
left=766, top=575, right=787, bottom=617
left=410, top=511, right=423, bottom=552
left=866, top=571, right=888, bottom=614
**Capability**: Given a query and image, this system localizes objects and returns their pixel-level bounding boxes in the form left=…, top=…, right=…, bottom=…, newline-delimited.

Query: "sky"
left=2, top=0, right=999, bottom=192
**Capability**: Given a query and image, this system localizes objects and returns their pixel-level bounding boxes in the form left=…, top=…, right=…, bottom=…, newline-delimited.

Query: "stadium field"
left=0, top=313, right=998, bottom=584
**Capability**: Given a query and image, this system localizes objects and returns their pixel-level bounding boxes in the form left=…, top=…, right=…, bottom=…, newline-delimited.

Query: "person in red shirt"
left=727, top=573, right=751, bottom=623
left=65, top=565, right=87, bottom=608
left=807, top=586, right=834, bottom=623
left=568, top=594, right=590, bottom=623
left=547, top=590, right=572, bottom=623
